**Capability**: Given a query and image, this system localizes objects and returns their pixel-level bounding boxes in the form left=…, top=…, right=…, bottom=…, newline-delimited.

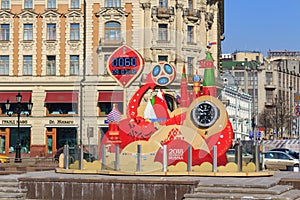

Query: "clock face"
left=191, top=101, right=219, bottom=128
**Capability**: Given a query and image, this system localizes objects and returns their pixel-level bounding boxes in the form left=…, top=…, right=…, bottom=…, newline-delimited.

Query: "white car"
left=263, top=151, right=299, bottom=171
left=226, top=149, right=253, bottom=164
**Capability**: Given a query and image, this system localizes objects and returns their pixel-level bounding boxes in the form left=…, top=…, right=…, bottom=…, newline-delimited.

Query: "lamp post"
left=246, top=60, right=261, bottom=171
left=289, top=81, right=293, bottom=139
left=5, top=92, right=33, bottom=163
left=274, top=95, right=278, bottom=139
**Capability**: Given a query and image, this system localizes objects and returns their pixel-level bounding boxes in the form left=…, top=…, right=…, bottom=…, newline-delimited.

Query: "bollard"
left=187, top=145, right=192, bottom=172
left=163, top=145, right=167, bottom=172
left=101, top=144, right=106, bottom=170
left=235, top=139, right=242, bottom=172
left=136, top=144, right=141, bottom=172
left=63, top=144, right=69, bottom=170
left=255, top=141, right=260, bottom=171
left=114, top=144, right=120, bottom=171
left=212, top=145, right=217, bottom=172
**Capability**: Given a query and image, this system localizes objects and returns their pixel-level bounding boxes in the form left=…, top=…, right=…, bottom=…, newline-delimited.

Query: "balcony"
left=265, top=101, right=274, bottom=108
left=264, top=83, right=276, bottom=90
left=152, top=6, right=174, bottom=19
left=98, top=37, right=124, bottom=52
left=183, top=8, right=200, bottom=22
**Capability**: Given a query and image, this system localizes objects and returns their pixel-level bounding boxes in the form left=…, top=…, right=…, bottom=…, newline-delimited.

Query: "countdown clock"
left=191, top=101, right=219, bottom=128
left=107, top=45, right=144, bottom=88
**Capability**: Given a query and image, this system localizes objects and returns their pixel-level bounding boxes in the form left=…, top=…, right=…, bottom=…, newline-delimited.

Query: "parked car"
left=226, top=149, right=253, bottom=164
left=263, top=151, right=299, bottom=171
left=270, top=148, right=299, bottom=159
left=0, top=155, right=9, bottom=163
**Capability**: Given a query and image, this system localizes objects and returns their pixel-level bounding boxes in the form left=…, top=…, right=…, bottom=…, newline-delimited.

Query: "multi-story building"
left=222, top=50, right=300, bottom=139
left=221, top=69, right=252, bottom=140
left=0, top=0, right=224, bottom=158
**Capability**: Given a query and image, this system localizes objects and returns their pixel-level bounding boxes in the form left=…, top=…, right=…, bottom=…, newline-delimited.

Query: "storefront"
left=0, top=120, right=31, bottom=157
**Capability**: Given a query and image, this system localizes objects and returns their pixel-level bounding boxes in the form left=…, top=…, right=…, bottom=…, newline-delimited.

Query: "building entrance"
left=56, top=127, right=77, bottom=149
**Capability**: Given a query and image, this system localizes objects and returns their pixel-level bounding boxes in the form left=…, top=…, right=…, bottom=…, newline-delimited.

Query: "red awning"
left=45, top=92, right=78, bottom=103
left=98, top=91, right=123, bottom=102
left=0, top=92, right=32, bottom=103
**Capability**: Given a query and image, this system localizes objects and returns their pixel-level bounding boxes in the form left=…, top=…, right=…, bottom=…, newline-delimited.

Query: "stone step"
left=0, top=192, right=26, bottom=199
left=194, top=184, right=294, bottom=195
left=0, top=181, right=19, bottom=188
left=184, top=189, right=300, bottom=200
left=0, top=187, right=27, bottom=193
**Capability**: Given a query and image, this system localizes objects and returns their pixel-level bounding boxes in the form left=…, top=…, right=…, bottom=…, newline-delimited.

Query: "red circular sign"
left=107, top=45, right=144, bottom=88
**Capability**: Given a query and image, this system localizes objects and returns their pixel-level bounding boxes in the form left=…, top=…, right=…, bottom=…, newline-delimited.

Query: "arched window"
left=105, top=21, right=121, bottom=41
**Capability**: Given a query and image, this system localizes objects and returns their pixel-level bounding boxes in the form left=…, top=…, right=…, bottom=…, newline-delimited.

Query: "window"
left=47, top=24, right=56, bottom=40
left=105, top=0, right=121, bottom=7
left=0, top=55, right=9, bottom=75
left=24, top=0, right=32, bottom=9
left=10, top=128, right=30, bottom=153
left=46, top=56, right=56, bottom=75
left=0, top=24, right=9, bottom=41
left=266, top=90, right=273, bottom=103
left=187, top=26, right=194, bottom=43
left=188, top=0, right=193, bottom=9
left=98, top=91, right=124, bottom=115
left=45, top=92, right=78, bottom=115
left=158, top=56, right=168, bottom=62
left=23, top=24, right=33, bottom=40
left=1, top=0, right=9, bottom=9
left=105, top=21, right=120, bottom=41
left=234, top=72, right=245, bottom=85
left=48, top=0, right=56, bottom=9
left=71, top=0, right=80, bottom=9
left=47, top=103, right=78, bottom=114
left=70, top=55, right=79, bottom=75
left=248, top=71, right=258, bottom=86
left=187, top=57, right=193, bottom=76
left=158, top=24, right=168, bottom=41
left=159, top=0, right=167, bottom=8
left=23, top=55, right=32, bottom=75
left=70, top=23, right=80, bottom=40
left=266, top=72, right=273, bottom=85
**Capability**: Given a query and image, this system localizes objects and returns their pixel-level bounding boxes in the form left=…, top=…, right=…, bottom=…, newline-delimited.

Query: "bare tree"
left=258, top=94, right=290, bottom=139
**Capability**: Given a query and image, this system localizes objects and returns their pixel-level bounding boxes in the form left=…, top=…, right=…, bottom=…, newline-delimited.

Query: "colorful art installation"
left=101, top=46, right=234, bottom=172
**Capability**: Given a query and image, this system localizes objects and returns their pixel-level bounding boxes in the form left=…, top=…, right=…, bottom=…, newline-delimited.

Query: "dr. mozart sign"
left=107, top=45, right=144, bottom=88
left=49, top=120, right=74, bottom=125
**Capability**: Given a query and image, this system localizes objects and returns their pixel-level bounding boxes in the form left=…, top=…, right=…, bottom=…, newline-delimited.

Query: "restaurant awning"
left=0, top=92, right=32, bottom=103
left=45, top=92, right=78, bottom=103
left=98, top=91, right=123, bottom=102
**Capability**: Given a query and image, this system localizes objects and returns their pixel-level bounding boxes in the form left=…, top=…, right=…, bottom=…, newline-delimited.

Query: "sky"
left=222, top=0, right=300, bottom=57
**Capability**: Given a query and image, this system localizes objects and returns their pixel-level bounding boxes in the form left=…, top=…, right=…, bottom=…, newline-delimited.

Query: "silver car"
left=263, top=151, right=299, bottom=171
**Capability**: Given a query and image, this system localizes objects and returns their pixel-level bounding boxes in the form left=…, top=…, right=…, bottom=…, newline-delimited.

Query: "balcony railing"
left=183, top=8, right=200, bottom=20
left=152, top=6, right=174, bottom=18
left=99, top=37, right=124, bottom=47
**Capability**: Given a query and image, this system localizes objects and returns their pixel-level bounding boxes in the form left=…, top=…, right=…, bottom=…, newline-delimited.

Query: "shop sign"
left=107, top=45, right=144, bottom=88
left=1, top=120, right=28, bottom=125
left=49, top=120, right=74, bottom=125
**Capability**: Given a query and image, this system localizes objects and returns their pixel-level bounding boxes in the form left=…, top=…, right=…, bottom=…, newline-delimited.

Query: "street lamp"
left=246, top=60, right=261, bottom=171
left=5, top=92, right=33, bottom=163
left=289, top=81, right=293, bottom=139
left=274, top=95, right=278, bottom=139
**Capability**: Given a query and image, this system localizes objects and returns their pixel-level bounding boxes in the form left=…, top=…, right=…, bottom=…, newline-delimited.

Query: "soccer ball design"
left=151, top=62, right=176, bottom=86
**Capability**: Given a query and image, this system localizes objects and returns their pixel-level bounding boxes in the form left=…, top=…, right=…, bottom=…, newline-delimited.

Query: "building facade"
left=222, top=50, right=300, bottom=139
left=0, top=0, right=224, bottom=158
